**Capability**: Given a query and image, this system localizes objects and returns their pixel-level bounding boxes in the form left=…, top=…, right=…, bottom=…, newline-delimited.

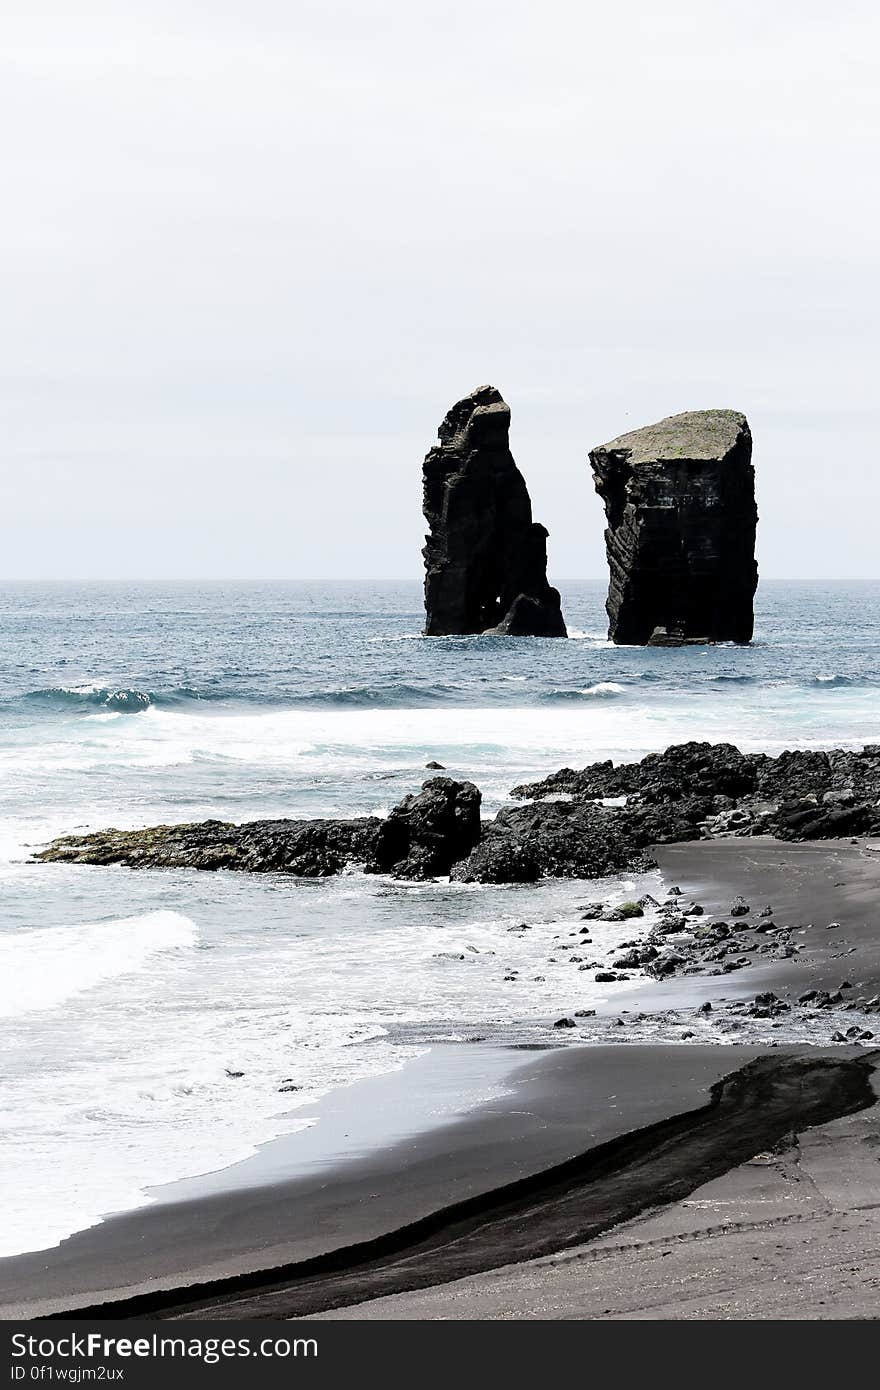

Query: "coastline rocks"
left=770, top=800, right=876, bottom=841
left=421, top=386, right=566, bottom=638
left=366, top=777, right=482, bottom=880
left=613, top=945, right=659, bottom=969
left=38, top=778, right=483, bottom=884
left=510, top=740, right=880, bottom=845
left=512, top=741, right=758, bottom=802
left=590, top=409, right=758, bottom=645
left=39, top=790, right=657, bottom=885
left=580, top=900, right=645, bottom=922
left=645, top=952, right=689, bottom=979
left=449, top=801, right=656, bottom=884
left=36, top=816, right=381, bottom=876
left=38, top=740, right=880, bottom=886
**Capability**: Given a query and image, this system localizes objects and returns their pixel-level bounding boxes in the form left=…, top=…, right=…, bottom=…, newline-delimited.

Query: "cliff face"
left=422, top=386, right=567, bottom=637
left=590, top=410, right=758, bottom=645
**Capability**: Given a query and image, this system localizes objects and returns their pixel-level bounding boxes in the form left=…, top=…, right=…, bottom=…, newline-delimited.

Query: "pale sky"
left=2, top=1, right=879, bottom=580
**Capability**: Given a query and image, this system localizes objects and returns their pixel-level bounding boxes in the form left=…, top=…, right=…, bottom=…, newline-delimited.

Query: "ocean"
left=2, top=578, right=880, bottom=1259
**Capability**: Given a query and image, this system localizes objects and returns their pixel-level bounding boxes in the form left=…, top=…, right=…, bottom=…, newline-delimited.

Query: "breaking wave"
left=25, top=684, right=158, bottom=713
left=541, top=682, right=628, bottom=701
left=14, top=671, right=875, bottom=719
left=20, top=680, right=470, bottom=715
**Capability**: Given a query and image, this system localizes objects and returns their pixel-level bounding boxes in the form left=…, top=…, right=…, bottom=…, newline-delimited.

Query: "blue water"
left=2, top=579, right=879, bottom=1259
left=3, top=579, right=880, bottom=713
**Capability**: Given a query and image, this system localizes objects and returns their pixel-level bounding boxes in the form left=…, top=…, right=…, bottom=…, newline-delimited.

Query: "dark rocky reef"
left=590, top=410, right=758, bottom=645
left=512, top=740, right=880, bottom=843
left=38, top=744, right=880, bottom=886
left=38, top=779, right=480, bottom=883
left=422, top=385, right=566, bottom=637
left=450, top=801, right=656, bottom=884
left=367, top=777, right=481, bottom=878
left=38, top=816, right=381, bottom=877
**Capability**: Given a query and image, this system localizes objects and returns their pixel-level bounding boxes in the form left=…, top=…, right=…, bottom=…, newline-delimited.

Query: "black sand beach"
left=1, top=1043, right=761, bottom=1318
left=656, top=836, right=880, bottom=999
left=6, top=837, right=880, bottom=1321
left=319, top=1061, right=880, bottom=1321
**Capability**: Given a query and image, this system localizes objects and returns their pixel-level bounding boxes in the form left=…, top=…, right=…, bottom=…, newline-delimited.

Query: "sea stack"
left=422, top=386, right=567, bottom=637
left=590, top=409, right=758, bottom=646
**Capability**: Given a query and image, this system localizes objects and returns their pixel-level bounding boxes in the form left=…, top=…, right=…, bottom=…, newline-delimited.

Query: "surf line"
left=45, top=1050, right=877, bottom=1321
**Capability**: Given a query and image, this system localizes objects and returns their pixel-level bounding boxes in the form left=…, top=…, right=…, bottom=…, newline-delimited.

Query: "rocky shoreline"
left=35, top=739, right=880, bottom=1046
left=541, top=880, right=879, bottom=1044
left=37, top=740, right=880, bottom=883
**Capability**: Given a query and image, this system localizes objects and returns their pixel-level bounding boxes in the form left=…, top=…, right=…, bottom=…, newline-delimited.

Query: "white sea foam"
left=585, top=681, right=626, bottom=695
left=0, top=911, right=197, bottom=1018
left=4, top=695, right=880, bottom=845
left=566, top=628, right=616, bottom=646
left=4, top=643, right=880, bottom=1261
left=0, top=871, right=660, bottom=1258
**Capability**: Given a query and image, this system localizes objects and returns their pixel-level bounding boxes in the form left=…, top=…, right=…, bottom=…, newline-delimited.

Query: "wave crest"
left=26, top=685, right=156, bottom=713
left=541, top=682, right=627, bottom=702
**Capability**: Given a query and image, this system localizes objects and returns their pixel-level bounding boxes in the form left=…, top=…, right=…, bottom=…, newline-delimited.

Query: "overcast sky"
left=1, top=0, right=879, bottom=580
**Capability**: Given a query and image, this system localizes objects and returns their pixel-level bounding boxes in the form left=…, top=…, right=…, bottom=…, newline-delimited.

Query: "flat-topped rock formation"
left=422, top=386, right=567, bottom=637
left=590, top=410, right=758, bottom=645
left=36, top=744, right=880, bottom=885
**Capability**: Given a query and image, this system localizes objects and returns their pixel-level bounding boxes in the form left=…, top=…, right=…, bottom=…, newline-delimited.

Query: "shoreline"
left=654, top=835, right=880, bottom=999
left=2, top=1041, right=762, bottom=1319
left=6, top=833, right=880, bottom=1320
left=41, top=1048, right=879, bottom=1321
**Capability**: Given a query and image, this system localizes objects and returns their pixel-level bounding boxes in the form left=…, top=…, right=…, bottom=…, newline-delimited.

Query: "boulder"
left=449, top=800, right=655, bottom=884
left=590, top=410, right=758, bottom=645
left=422, top=386, right=566, bottom=637
left=367, top=776, right=482, bottom=880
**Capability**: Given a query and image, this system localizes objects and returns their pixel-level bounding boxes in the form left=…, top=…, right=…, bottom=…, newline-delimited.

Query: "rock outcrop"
left=590, top=410, right=758, bottom=645
left=38, top=744, right=880, bottom=885
left=422, top=386, right=567, bottom=637
left=37, top=778, right=482, bottom=884
left=511, top=740, right=880, bottom=844
left=366, top=777, right=481, bottom=879
left=37, top=816, right=382, bottom=877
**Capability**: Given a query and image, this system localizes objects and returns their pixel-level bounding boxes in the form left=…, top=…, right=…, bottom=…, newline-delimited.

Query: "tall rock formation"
left=590, top=409, right=758, bottom=646
left=422, top=386, right=567, bottom=637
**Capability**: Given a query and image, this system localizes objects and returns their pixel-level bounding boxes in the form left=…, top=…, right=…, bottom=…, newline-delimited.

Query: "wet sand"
left=321, top=1057, right=880, bottom=1321
left=7, top=837, right=880, bottom=1321
left=4, top=1043, right=759, bottom=1318
left=40, top=1049, right=877, bottom=1321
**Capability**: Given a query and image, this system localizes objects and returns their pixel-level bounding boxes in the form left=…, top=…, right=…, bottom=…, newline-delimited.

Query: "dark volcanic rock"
left=39, top=740, right=880, bottom=888
left=510, top=740, right=880, bottom=847
left=449, top=801, right=655, bottom=884
left=366, top=777, right=482, bottom=880
left=37, top=778, right=482, bottom=883
left=36, top=817, right=381, bottom=876
left=771, top=800, right=876, bottom=841
left=422, top=385, right=566, bottom=637
left=512, top=741, right=758, bottom=802
left=590, top=410, right=758, bottom=645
